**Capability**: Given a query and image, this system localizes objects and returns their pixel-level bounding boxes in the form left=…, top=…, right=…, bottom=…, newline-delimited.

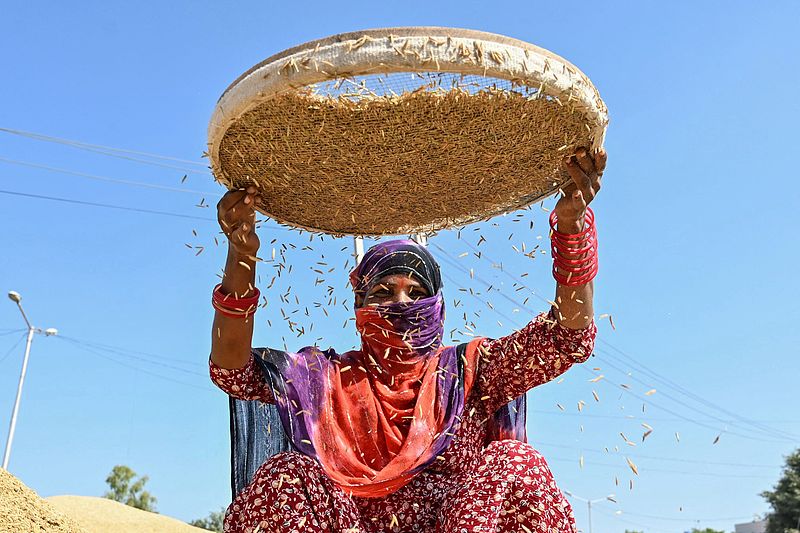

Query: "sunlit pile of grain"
left=47, top=495, right=210, bottom=533
left=0, top=468, right=86, bottom=533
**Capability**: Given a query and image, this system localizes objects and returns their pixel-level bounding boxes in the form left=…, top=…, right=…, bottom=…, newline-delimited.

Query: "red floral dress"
left=210, top=312, right=596, bottom=533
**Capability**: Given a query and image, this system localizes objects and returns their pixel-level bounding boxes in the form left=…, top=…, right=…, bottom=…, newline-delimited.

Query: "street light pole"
left=2, top=291, right=57, bottom=470
left=3, top=327, right=34, bottom=470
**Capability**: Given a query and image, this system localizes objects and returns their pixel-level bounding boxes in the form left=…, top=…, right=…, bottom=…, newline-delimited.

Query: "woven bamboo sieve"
left=208, top=27, right=608, bottom=236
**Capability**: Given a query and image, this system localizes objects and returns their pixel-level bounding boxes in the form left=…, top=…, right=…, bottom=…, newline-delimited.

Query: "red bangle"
left=552, top=238, right=596, bottom=257
left=212, top=299, right=257, bottom=318
left=212, top=284, right=260, bottom=318
left=549, top=208, right=595, bottom=239
left=553, top=261, right=598, bottom=286
left=553, top=251, right=596, bottom=271
left=213, top=284, right=260, bottom=306
left=550, top=208, right=598, bottom=286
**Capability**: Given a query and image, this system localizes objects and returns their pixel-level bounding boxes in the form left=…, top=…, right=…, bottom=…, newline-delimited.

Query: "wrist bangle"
left=212, top=284, right=260, bottom=318
left=549, top=208, right=595, bottom=239
left=550, top=208, right=598, bottom=286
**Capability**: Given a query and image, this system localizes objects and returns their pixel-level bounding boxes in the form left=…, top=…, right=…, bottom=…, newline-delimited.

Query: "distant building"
left=734, top=520, right=767, bottom=533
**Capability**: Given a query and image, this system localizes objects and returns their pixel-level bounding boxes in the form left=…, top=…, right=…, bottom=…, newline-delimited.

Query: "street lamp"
left=2, top=291, right=57, bottom=470
left=564, top=491, right=616, bottom=533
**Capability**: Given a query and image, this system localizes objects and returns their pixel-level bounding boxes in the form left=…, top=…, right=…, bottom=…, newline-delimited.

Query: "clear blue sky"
left=1, top=2, right=798, bottom=531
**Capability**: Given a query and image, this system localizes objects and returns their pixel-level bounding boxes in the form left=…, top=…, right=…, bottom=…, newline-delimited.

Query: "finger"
left=223, top=208, right=256, bottom=237
left=590, top=174, right=602, bottom=193
left=243, top=187, right=261, bottom=206
left=574, top=147, right=595, bottom=176
left=558, top=181, right=578, bottom=198
left=564, top=156, right=596, bottom=201
left=571, top=188, right=587, bottom=211
left=230, top=221, right=253, bottom=245
left=221, top=193, right=257, bottom=225
left=593, top=148, right=608, bottom=175
left=217, top=189, right=248, bottom=216
left=242, top=185, right=260, bottom=206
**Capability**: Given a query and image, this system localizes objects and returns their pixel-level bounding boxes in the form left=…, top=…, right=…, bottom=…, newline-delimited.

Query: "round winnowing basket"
left=208, top=27, right=608, bottom=236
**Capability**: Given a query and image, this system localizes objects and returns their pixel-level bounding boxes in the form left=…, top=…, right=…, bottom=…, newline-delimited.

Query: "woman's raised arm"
left=210, top=186, right=261, bottom=370
left=552, top=148, right=606, bottom=329
left=475, top=148, right=606, bottom=413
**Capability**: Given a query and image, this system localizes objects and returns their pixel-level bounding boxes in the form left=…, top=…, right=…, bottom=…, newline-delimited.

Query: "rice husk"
left=218, top=87, right=593, bottom=235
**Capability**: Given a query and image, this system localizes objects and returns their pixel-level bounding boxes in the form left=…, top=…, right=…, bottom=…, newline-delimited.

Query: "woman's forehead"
left=373, top=273, right=423, bottom=286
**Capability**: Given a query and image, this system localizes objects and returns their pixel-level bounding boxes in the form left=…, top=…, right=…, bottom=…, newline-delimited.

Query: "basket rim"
left=217, top=26, right=589, bottom=103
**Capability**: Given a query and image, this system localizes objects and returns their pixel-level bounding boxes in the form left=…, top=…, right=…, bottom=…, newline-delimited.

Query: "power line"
left=58, top=335, right=204, bottom=369
left=464, top=238, right=799, bottom=441
left=536, top=440, right=781, bottom=469
left=590, top=506, right=674, bottom=533
left=546, top=455, right=775, bottom=479
left=594, top=348, right=799, bottom=442
left=438, top=249, right=792, bottom=442
left=0, top=126, right=210, bottom=173
left=58, top=336, right=206, bottom=376
left=432, top=242, right=793, bottom=443
left=55, top=336, right=214, bottom=392
left=528, top=408, right=800, bottom=427
left=0, top=156, right=218, bottom=196
left=0, top=187, right=296, bottom=231
left=0, top=188, right=214, bottom=221
left=593, top=503, right=755, bottom=524
left=598, top=340, right=799, bottom=442
left=439, top=239, right=798, bottom=442
left=0, top=332, right=28, bottom=365
left=576, top=365, right=787, bottom=443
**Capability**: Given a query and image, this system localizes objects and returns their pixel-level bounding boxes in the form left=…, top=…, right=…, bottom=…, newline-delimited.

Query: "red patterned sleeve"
left=209, top=351, right=275, bottom=403
left=476, top=308, right=597, bottom=415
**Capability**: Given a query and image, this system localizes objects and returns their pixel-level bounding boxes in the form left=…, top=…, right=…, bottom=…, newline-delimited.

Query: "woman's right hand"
left=217, top=186, right=261, bottom=257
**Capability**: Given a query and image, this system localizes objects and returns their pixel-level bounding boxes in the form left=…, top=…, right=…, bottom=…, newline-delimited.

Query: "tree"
left=189, top=508, right=225, bottom=532
left=103, top=465, right=157, bottom=512
left=690, top=528, right=726, bottom=533
left=763, top=448, right=800, bottom=533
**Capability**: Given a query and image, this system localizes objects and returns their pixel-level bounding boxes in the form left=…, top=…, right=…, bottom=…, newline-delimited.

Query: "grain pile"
left=218, top=82, right=593, bottom=235
left=0, top=468, right=86, bottom=533
left=0, top=469, right=211, bottom=533
left=46, top=496, right=210, bottom=533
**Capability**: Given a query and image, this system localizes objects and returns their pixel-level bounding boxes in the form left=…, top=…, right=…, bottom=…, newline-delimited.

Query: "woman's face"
left=363, top=273, right=430, bottom=306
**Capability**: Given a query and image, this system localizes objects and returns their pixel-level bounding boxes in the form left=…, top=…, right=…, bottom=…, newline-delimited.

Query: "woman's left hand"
left=555, top=147, right=607, bottom=232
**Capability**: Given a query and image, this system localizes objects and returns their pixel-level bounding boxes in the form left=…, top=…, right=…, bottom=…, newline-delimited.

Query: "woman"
left=209, top=147, right=606, bottom=532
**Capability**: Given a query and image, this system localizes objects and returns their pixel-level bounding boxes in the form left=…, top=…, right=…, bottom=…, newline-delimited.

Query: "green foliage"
left=762, top=448, right=800, bottom=533
left=690, top=528, right=726, bottom=533
left=189, top=508, right=225, bottom=532
left=103, top=465, right=157, bottom=513
left=624, top=530, right=644, bottom=533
